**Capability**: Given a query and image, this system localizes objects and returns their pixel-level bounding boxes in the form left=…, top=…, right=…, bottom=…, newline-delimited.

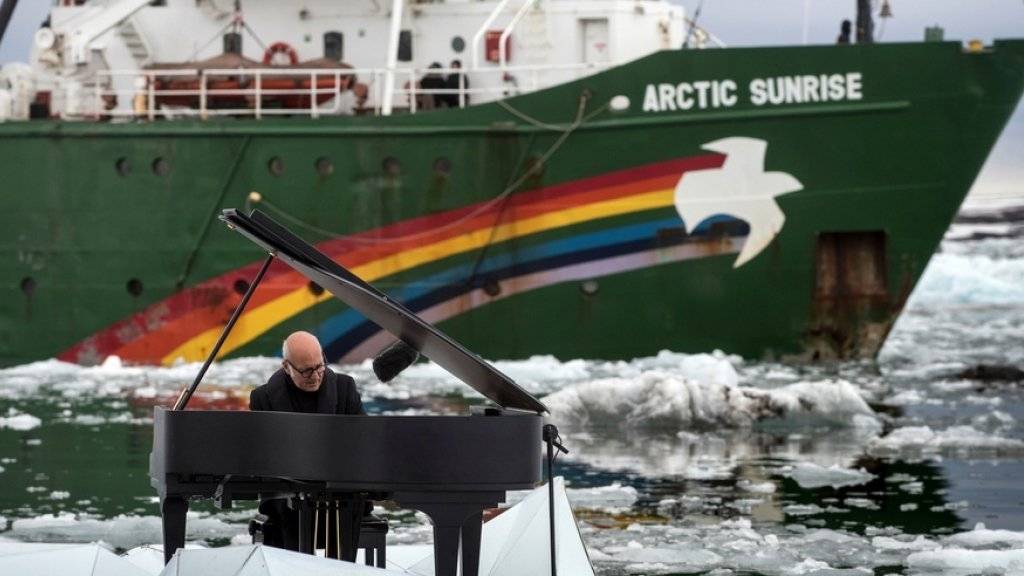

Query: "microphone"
left=372, top=340, right=420, bottom=382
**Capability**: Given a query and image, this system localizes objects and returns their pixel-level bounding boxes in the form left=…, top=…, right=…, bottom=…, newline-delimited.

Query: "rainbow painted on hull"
left=61, top=154, right=743, bottom=364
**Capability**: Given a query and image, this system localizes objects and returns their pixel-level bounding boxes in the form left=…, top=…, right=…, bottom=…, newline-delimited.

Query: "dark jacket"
left=249, top=367, right=365, bottom=415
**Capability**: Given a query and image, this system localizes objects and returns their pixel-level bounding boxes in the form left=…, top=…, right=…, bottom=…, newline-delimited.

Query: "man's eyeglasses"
left=285, top=357, right=327, bottom=379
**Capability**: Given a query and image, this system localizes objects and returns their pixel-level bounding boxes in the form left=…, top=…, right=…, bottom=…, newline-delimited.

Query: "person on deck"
left=418, top=62, right=447, bottom=109
left=442, top=59, right=469, bottom=108
left=249, top=331, right=365, bottom=553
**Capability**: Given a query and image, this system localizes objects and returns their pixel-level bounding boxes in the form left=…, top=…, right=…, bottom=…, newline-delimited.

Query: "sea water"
left=1, top=201, right=1023, bottom=576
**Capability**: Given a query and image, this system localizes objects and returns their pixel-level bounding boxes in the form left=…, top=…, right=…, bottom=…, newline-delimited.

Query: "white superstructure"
left=0, top=0, right=725, bottom=121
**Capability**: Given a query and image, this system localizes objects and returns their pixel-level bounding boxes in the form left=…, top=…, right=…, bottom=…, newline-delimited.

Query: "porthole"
left=126, top=278, right=144, bottom=297
left=115, top=157, right=130, bottom=177
left=233, top=278, right=250, bottom=295
left=483, top=280, right=501, bottom=297
left=268, top=156, right=285, bottom=177
left=451, top=36, right=466, bottom=53
left=433, top=157, right=452, bottom=176
left=580, top=280, right=599, bottom=296
left=20, top=277, right=36, bottom=296
left=307, top=281, right=324, bottom=296
left=382, top=156, right=401, bottom=176
left=315, top=157, right=334, bottom=176
left=151, top=157, right=170, bottom=177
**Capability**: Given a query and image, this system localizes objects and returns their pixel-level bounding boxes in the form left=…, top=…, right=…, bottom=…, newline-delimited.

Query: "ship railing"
left=79, top=61, right=617, bottom=121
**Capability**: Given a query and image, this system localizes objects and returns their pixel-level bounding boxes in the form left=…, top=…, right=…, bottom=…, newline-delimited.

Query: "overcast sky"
left=1, top=0, right=1020, bottom=199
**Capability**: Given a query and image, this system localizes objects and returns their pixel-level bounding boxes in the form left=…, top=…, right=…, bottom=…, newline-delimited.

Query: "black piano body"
left=151, top=407, right=542, bottom=575
left=149, top=209, right=548, bottom=576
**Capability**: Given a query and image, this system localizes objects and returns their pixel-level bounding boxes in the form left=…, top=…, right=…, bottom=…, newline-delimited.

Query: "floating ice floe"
left=737, top=480, right=777, bottom=494
left=906, top=548, right=1024, bottom=575
left=7, top=513, right=241, bottom=551
left=872, top=535, right=938, bottom=552
left=778, top=463, right=876, bottom=489
left=544, top=369, right=879, bottom=432
left=906, top=252, right=1024, bottom=307
left=869, top=425, right=1024, bottom=455
left=0, top=409, right=41, bottom=431
left=507, top=482, right=638, bottom=512
left=943, top=523, right=1024, bottom=549
left=0, top=356, right=281, bottom=401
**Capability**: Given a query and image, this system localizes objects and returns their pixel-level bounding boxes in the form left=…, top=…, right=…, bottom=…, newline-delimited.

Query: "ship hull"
left=1, top=41, right=1022, bottom=366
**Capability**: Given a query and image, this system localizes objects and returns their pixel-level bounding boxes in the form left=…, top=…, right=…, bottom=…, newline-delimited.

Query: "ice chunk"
left=780, top=463, right=875, bottom=489
left=8, top=513, right=241, bottom=550
left=738, top=480, right=777, bottom=494
left=908, top=252, right=1024, bottom=307
left=872, top=535, right=938, bottom=551
left=885, top=390, right=926, bottom=406
left=870, top=425, right=1024, bottom=454
left=907, top=548, right=1024, bottom=573
left=544, top=371, right=878, bottom=431
left=508, top=482, right=638, bottom=511
left=943, top=523, right=1024, bottom=549
left=783, top=504, right=824, bottom=516
left=0, top=409, right=41, bottom=431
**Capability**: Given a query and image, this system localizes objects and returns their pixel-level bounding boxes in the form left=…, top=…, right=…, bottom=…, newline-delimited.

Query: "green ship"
left=0, top=1, right=1021, bottom=367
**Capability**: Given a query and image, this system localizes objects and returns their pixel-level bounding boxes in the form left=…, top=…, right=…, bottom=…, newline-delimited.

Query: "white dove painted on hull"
left=674, top=137, right=803, bottom=268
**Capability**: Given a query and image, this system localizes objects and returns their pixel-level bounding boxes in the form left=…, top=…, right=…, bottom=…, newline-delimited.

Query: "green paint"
left=0, top=41, right=1021, bottom=366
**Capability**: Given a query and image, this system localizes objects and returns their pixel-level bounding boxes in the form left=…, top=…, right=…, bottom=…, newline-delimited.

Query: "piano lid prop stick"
left=173, top=254, right=275, bottom=411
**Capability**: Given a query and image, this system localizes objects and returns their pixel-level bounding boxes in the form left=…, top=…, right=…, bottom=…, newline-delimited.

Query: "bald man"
left=249, top=331, right=365, bottom=553
left=249, top=331, right=364, bottom=415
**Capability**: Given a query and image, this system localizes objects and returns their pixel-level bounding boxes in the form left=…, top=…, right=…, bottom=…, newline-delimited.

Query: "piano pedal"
left=248, top=513, right=269, bottom=544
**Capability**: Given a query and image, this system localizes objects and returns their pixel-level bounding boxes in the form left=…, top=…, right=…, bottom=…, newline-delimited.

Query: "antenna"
left=683, top=0, right=706, bottom=49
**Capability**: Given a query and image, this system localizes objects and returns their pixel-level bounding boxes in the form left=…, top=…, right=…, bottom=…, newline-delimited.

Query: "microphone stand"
left=542, top=424, right=568, bottom=576
left=173, top=254, right=274, bottom=410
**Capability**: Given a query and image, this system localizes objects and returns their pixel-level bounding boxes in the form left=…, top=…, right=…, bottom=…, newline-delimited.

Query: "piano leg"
left=432, top=522, right=463, bottom=576
left=412, top=504, right=488, bottom=576
left=295, top=496, right=314, bottom=554
left=461, top=510, right=483, bottom=576
left=337, top=495, right=364, bottom=562
left=393, top=492, right=501, bottom=576
left=161, top=496, right=188, bottom=564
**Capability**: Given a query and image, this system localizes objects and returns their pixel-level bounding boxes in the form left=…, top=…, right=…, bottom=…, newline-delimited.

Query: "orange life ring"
left=263, top=42, right=299, bottom=65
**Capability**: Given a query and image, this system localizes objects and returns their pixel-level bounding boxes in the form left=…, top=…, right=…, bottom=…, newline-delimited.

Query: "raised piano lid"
left=221, top=208, right=548, bottom=415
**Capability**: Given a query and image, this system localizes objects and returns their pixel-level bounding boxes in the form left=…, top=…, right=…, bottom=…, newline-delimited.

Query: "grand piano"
left=150, top=209, right=549, bottom=576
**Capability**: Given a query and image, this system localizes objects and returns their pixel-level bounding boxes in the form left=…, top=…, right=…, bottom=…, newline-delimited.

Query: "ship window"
left=433, top=157, right=451, bottom=176
left=115, top=157, right=130, bottom=176
left=324, top=32, right=343, bottom=61
left=126, top=278, right=144, bottom=297
left=151, top=157, right=170, bottom=177
left=268, top=156, right=284, bottom=177
left=398, top=30, right=413, bottom=62
left=451, top=36, right=466, bottom=53
left=233, top=278, right=250, bottom=295
left=315, top=157, right=334, bottom=176
left=382, top=156, right=401, bottom=175
left=308, top=281, right=324, bottom=296
left=20, top=277, right=36, bottom=296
